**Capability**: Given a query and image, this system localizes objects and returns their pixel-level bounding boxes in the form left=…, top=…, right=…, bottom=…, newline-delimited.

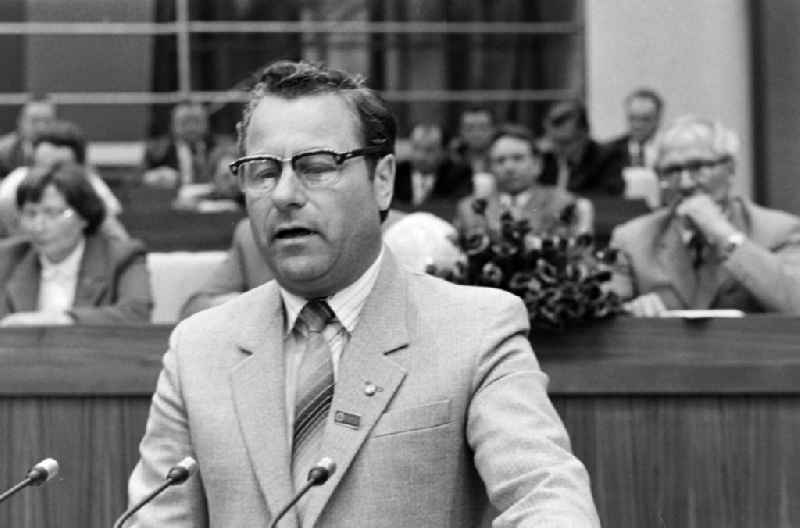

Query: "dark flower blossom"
left=429, top=198, right=622, bottom=331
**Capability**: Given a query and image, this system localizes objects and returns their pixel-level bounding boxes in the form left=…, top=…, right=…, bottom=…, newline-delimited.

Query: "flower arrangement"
left=427, top=199, right=622, bottom=331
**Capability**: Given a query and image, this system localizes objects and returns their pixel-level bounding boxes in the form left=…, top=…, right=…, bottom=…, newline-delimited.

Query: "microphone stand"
left=268, top=479, right=318, bottom=528
left=0, top=478, right=35, bottom=504
left=112, top=480, right=173, bottom=528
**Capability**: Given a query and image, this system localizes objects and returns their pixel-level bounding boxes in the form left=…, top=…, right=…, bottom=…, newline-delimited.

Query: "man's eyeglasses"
left=19, top=206, right=75, bottom=224
left=656, top=157, right=728, bottom=185
left=229, top=146, right=387, bottom=194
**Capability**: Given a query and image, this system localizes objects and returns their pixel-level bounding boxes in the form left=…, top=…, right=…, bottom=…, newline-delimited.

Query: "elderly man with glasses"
left=608, top=115, right=800, bottom=317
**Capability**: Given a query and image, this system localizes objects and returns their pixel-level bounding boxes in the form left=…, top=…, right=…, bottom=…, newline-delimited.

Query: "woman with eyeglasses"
left=0, top=161, right=152, bottom=325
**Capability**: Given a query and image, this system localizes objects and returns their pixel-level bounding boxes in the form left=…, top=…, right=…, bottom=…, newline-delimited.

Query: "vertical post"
left=176, top=0, right=191, bottom=100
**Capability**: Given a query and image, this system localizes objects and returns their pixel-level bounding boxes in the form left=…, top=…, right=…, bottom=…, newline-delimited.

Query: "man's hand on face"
left=675, top=194, right=738, bottom=245
left=623, top=292, right=667, bottom=317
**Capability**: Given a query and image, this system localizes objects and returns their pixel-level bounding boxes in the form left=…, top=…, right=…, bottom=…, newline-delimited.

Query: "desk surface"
left=1, top=317, right=798, bottom=395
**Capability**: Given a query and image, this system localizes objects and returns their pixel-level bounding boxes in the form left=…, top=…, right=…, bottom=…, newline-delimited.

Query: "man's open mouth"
left=274, top=227, right=316, bottom=240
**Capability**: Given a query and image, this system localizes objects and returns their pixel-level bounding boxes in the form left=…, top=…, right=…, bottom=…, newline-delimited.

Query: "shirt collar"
left=39, top=238, right=85, bottom=281
left=279, top=245, right=385, bottom=335
left=499, top=189, right=533, bottom=209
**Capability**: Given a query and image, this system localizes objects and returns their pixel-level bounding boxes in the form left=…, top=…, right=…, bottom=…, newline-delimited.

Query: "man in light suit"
left=609, top=115, right=800, bottom=316
left=128, top=60, right=599, bottom=527
left=454, top=123, right=593, bottom=238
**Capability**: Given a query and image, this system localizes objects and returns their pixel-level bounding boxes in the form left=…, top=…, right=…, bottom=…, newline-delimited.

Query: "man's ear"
left=372, top=154, right=395, bottom=211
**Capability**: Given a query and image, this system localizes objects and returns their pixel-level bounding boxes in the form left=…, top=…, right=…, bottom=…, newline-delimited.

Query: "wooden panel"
left=556, top=396, right=800, bottom=527
left=0, top=325, right=168, bottom=395
left=1, top=320, right=800, bottom=526
left=0, top=398, right=150, bottom=527
left=538, top=316, right=800, bottom=394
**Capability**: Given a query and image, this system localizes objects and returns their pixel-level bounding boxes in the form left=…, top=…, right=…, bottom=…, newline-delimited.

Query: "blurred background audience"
left=540, top=99, right=624, bottom=195
left=392, top=123, right=472, bottom=220
left=0, top=2, right=793, bottom=324
left=142, top=101, right=234, bottom=190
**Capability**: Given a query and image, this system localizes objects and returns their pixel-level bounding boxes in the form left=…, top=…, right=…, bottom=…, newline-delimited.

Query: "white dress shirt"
left=628, top=137, right=658, bottom=168
left=37, top=238, right=85, bottom=313
left=278, top=245, right=385, bottom=437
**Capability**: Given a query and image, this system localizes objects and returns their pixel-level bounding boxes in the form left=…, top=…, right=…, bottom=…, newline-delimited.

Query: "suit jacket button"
left=364, top=382, right=377, bottom=396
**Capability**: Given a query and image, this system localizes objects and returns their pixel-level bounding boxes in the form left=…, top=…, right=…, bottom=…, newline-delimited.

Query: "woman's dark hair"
left=31, top=120, right=87, bottom=165
left=16, top=162, right=106, bottom=235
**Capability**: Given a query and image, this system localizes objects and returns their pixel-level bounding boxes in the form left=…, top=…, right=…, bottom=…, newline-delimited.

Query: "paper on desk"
left=662, top=309, right=745, bottom=319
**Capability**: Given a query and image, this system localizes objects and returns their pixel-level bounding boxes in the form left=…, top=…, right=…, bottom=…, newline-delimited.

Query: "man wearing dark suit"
left=392, top=123, right=471, bottom=220
left=540, top=99, right=625, bottom=195
left=604, top=88, right=664, bottom=170
left=128, top=60, right=599, bottom=527
left=142, top=101, right=233, bottom=188
left=610, top=115, right=800, bottom=316
left=0, top=98, right=56, bottom=179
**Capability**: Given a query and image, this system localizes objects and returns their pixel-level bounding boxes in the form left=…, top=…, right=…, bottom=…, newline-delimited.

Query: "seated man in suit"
left=540, top=99, right=624, bottom=195
left=605, top=88, right=664, bottom=170
left=0, top=97, right=56, bottom=179
left=609, top=115, right=800, bottom=316
left=603, top=88, right=665, bottom=208
left=128, top=60, right=599, bottom=527
left=142, top=101, right=233, bottom=188
left=449, top=106, right=495, bottom=174
left=455, top=123, right=593, bottom=238
left=392, top=123, right=471, bottom=220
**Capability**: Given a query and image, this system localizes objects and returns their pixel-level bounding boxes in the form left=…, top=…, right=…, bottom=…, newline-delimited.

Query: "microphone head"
left=166, top=456, right=198, bottom=485
left=307, top=457, right=336, bottom=485
left=27, top=458, right=59, bottom=485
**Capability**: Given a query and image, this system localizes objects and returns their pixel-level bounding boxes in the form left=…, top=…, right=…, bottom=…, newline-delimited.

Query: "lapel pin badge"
left=334, top=410, right=361, bottom=430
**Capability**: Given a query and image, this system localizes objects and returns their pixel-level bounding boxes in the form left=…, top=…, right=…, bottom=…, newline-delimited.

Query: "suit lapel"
left=302, top=252, right=410, bottom=527
left=73, top=235, right=109, bottom=307
left=230, top=283, right=297, bottom=526
left=5, top=247, right=39, bottom=312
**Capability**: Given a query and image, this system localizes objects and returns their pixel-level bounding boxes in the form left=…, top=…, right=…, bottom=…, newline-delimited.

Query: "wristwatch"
left=720, top=231, right=745, bottom=259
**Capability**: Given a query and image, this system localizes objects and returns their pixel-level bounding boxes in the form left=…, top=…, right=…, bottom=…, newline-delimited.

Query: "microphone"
left=268, top=457, right=336, bottom=528
left=112, top=457, right=198, bottom=528
left=0, top=458, right=60, bottom=504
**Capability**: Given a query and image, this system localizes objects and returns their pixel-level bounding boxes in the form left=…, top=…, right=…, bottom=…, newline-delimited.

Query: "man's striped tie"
left=291, top=299, right=337, bottom=518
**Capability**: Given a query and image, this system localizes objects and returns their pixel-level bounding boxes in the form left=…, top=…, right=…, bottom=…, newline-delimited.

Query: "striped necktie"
left=291, top=299, right=337, bottom=514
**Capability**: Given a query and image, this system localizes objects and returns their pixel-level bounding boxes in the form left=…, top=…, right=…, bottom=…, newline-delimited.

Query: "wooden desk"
left=1, top=318, right=799, bottom=527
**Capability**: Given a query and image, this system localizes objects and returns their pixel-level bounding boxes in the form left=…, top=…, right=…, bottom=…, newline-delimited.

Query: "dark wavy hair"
left=31, top=120, right=87, bottom=165
left=16, top=162, right=106, bottom=235
left=490, top=123, right=542, bottom=156
left=236, top=60, right=396, bottom=162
